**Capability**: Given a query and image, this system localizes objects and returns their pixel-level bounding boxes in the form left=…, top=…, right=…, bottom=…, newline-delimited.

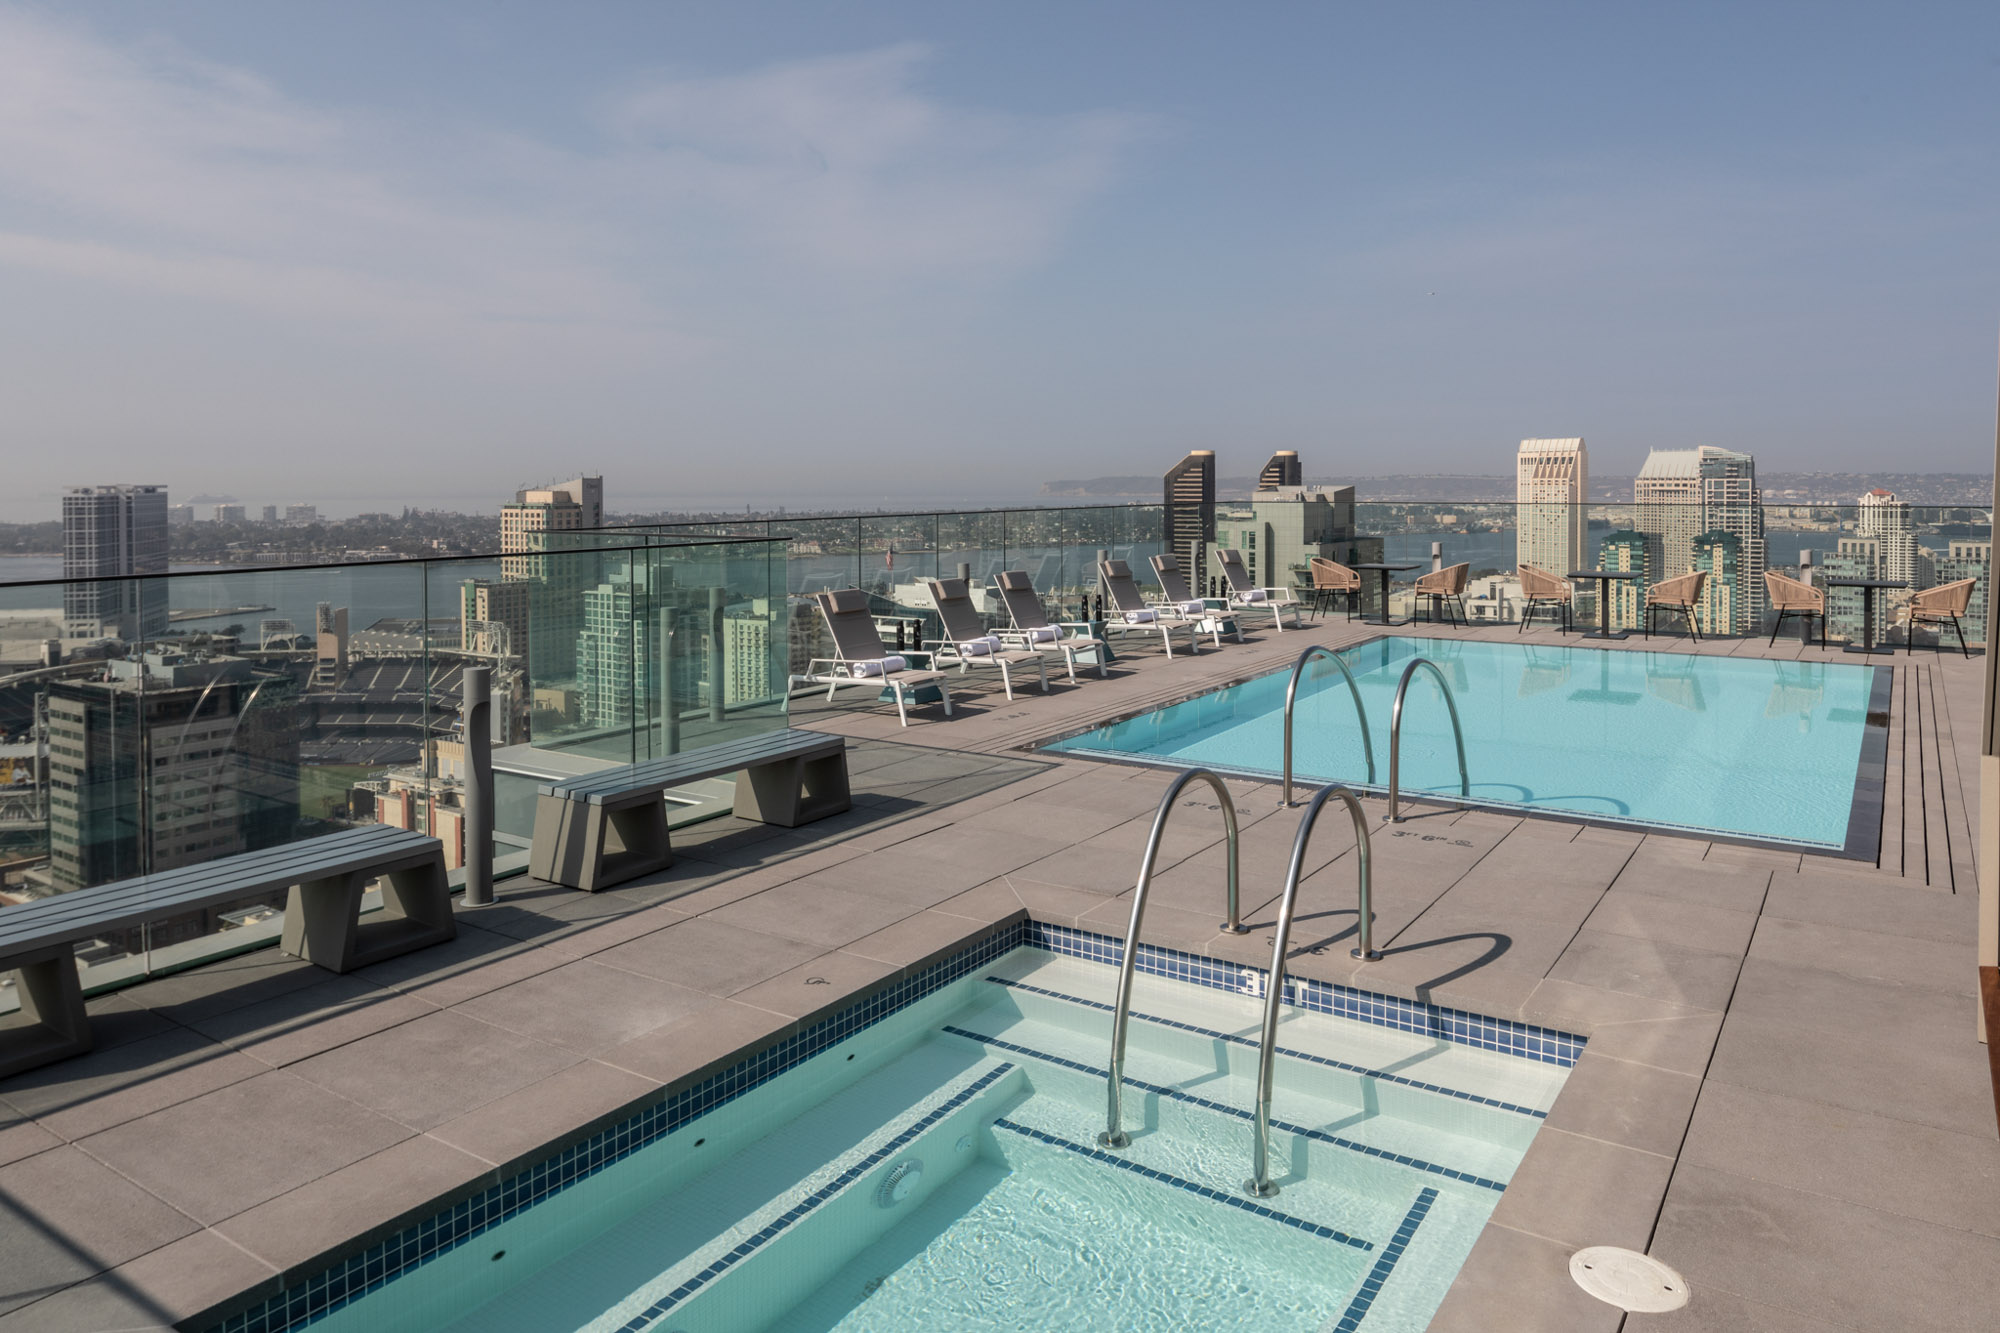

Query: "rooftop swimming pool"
left=1045, top=637, right=1888, bottom=854
left=241, top=924, right=1577, bottom=1333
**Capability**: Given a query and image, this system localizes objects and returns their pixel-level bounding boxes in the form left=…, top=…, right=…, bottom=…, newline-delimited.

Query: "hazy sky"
left=1, top=1, right=1995, bottom=519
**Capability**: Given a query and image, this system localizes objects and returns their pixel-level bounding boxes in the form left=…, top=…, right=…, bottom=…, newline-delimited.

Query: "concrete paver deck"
left=0, top=614, right=1993, bottom=1330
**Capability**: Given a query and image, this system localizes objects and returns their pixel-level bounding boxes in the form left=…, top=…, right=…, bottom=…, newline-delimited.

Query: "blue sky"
left=0, top=1, right=1995, bottom=518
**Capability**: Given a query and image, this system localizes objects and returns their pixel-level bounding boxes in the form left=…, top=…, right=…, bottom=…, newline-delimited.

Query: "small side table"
left=1566, top=571, right=1642, bottom=639
left=1352, top=563, right=1419, bottom=626
left=1823, top=578, right=1908, bottom=654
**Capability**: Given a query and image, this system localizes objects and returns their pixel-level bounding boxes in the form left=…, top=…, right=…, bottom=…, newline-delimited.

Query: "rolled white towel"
left=1238, top=588, right=1269, bottom=603
left=1178, top=599, right=1206, bottom=615
left=957, top=635, right=1002, bottom=657
left=1123, top=608, right=1158, bottom=624
left=850, top=655, right=908, bottom=678
left=1027, top=625, right=1061, bottom=644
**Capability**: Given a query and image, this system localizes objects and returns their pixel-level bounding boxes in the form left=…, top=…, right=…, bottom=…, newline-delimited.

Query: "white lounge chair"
left=1149, top=553, right=1243, bottom=644
left=991, top=570, right=1107, bottom=683
left=1215, top=548, right=1302, bottom=632
left=925, top=577, right=1049, bottom=700
left=793, top=588, right=954, bottom=725
left=1098, top=558, right=1211, bottom=657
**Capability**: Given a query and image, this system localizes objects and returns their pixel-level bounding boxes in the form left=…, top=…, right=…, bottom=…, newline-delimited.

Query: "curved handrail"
left=1281, top=645, right=1374, bottom=805
left=1386, top=657, right=1469, bottom=823
left=1246, top=783, right=1374, bottom=1198
left=1100, top=768, right=1244, bottom=1149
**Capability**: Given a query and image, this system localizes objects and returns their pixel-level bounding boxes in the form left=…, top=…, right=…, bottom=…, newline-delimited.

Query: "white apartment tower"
left=1856, top=489, right=1922, bottom=588
left=1514, top=439, right=1588, bottom=575
left=1634, top=446, right=1767, bottom=634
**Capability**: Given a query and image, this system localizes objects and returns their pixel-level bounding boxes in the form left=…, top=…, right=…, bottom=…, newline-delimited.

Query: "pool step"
left=424, top=1044, right=1025, bottom=1333
left=982, top=948, right=1568, bottom=1116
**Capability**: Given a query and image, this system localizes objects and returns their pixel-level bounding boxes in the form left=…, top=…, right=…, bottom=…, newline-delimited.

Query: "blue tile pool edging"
left=204, top=916, right=1581, bottom=1333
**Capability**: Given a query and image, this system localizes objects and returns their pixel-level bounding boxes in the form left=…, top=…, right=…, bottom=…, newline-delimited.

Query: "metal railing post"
left=460, top=665, right=494, bottom=907
left=1247, top=783, right=1373, bottom=1197
left=1282, top=645, right=1374, bottom=805
left=1387, top=656, right=1469, bottom=822
left=1102, top=768, right=1245, bottom=1149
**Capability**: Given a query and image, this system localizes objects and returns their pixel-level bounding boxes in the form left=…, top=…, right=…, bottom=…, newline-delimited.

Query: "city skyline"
left=0, top=2, right=1996, bottom=515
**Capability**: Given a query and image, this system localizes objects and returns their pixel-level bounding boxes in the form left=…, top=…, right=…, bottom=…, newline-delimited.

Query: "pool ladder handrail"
left=1247, top=783, right=1377, bottom=1198
left=1282, top=645, right=1374, bottom=806
left=1386, top=656, right=1470, bottom=823
left=1100, top=768, right=1247, bottom=1150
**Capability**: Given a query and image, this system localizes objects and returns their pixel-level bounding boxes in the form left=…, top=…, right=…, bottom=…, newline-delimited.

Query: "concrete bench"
left=529, top=729, right=850, bottom=893
left=0, top=824, right=454, bottom=1079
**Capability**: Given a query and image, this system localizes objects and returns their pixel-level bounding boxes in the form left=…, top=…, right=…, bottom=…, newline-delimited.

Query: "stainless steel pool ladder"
left=1100, top=768, right=1247, bottom=1150
left=1247, top=783, right=1377, bottom=1198
left=1386, top=656, right=1470, bottom=823
left=1281, top=645, right=1374, bottom=806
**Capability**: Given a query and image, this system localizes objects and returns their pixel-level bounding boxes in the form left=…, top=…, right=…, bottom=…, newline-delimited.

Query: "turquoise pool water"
left=1048, top=637, right=1886, bottom=852
left=310, top=945, right=1571, bottom=1332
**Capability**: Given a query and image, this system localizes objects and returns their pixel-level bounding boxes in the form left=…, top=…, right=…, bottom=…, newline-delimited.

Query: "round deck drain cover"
left=1569, top=1247, right=1689, bottom=1312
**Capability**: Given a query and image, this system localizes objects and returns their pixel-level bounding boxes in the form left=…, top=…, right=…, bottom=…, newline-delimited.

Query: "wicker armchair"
left=1307, top=557, right=1361, bottom=620
left=1413, top=562, right=1470, bottom=627
left=1517, top=564, right=1573, bottom=634
left=1644, top=571, right=1707, bottom=642
left=1900, top=577, right=1976, bottom=657
left=1764, top=570, right=1825, bottom=646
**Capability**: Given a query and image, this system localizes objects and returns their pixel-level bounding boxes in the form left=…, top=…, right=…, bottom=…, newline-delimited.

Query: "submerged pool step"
left=422, top=1043, right=1026, bottom=1333
left=959, top=974, right=1541, bottom=1167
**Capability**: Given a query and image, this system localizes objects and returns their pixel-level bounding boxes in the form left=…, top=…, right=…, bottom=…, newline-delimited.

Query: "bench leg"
left=581, top=798, right=674, bottom=892
left=735, top=749, right=852, bottom=828
left=282, top=870, right=366, bottom=972
left=0, top=947, right=92, bottom=1079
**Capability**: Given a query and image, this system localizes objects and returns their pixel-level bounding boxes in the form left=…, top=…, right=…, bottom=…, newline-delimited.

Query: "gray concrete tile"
left=1079, top=894, right=1228, bottom=955
left=730, top=952, right=901, bottom=1025
left=1584, top=891, right=1760, bottom=958
left=878, top=824, right=1076, bottom=877
left=427, top=1061, right=661, bottom=1169
left=1747, top=915, right=1978, bottom=995
left=842, top=911, right=1009, bottom=970
left=807, top=844, right=1020, bottom=906
left=0, top=1145, right=199, bottom=1317
left=1680, top=1080, right=2000, bottom=1237
left=1705, top=1012, right=1998, bottom=1140
left=1424, top=1223, right=1623, bottom=1333
left=0, top=1104, right=58, bottom=1171
left=592, top=917, right=825, bottom=996
left=930, top=878, right=1024, bottom=923
left=1607, top=858, right=1772, bottom=914
left=1013, top=839, right=1184, bottom=896
left=1622, top=1286, right=1856, bottom=1332
left=76, top=1070, right=411, bottom=1226
left=1649, top=1164, right=2000, bottom=1333
left=354, top=921, right=569, bottom=1007
left=0, top=1026, right=268, bottom=1142
left=1542, top=1050, right=1702, bottom=1158
left=180, top=974, right=437, bottom=1068
left=76, top=992, right=178, bottom=1051
left=213, top=1133, right=494, bottom=1277
left=597, top=1000, right=797, bottom=1089
left=1760, top=871, right=1976, bottom=944
left=287, top=1011, right=581, bottom=1132
left=1726, top=956, right=1973, bottom=1044
left=119, top=950, right=326, bottom=1025
left=1384, top=905, right=1581, bottom=979
left=1488, top=1127, right=1675, bottom=1250
left=1001, top=875, right=1110, bottom=925
left=0, top=1228, right=274, bottom=1332
left=455, top=961, right=721, bottom=1056
left=1565, top=1008, right=1725, bottom=1078
left=700, top=878, right=917, bottom=947
left=1548, top=929, right=1744, bottom=1011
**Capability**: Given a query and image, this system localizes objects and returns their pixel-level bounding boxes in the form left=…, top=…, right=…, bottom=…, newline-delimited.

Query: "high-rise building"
left=213, top=503, right=246, bottom=524
left=724, top=614, right=774, bottom=706
left=1515, top=438, right=1588, bottom=577
left=1257, top=451, right=1302, bottom=491
left=43, top=655, right=299, bottom=909
left=284, top=504, right=318, bottom=525
left=312, top=604, right=349, bottom=689
left=1217, top=484, right=1381, bottom=591
left=168, top=504, right=194, bottom=528
left=1162, top=451, right=1215, bottom=592
left=1599, top=529, right=1649, bottom=631
left=501, top=476, right=605, bottom=681
left=1692, top=531, right=1742, bottom=635
left=261, top=505, right=280, bottom=523
left=1634, top=446, right=1765, bottom=634
left=1856, top=489, right=1924, bottom=589
left=1937, top=539, right=1991, bottom=647
left=459, top=579, right=531, bottom=663
left=62, top=485, right=169, bottom=641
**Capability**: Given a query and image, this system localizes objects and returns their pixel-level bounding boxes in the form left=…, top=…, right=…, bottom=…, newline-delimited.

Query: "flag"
left=885, top=546, right=895, bottom=570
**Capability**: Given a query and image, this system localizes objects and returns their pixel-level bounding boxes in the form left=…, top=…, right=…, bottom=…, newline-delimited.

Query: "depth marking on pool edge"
left=612, top=1062, right=1015, bottom=1333
left=944, top=1025, right=1507, bottom=1193
left=1331, top=1188, right=1439, bottom=1332
left=991, top=1119, right=1373, bottom=1251
left=987, top=975, right=1551, bottom=1118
